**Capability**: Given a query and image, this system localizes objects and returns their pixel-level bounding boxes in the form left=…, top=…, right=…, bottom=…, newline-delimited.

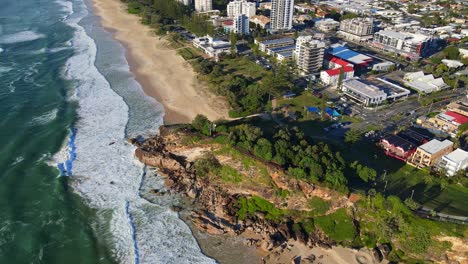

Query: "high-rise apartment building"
left=227, top=0, right=256, bottom=18
left=232, top=14, right=250, bottom=35
left=195, top=0, right=212, bottom=12
left=293, top=36, right=325, bottom=74
left=339, top=18, right=374, bottom=42
left=270, top=0, right=294, bottom=31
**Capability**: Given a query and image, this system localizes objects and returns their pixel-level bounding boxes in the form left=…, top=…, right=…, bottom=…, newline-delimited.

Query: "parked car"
left=311, top=90, right=322, bottom=98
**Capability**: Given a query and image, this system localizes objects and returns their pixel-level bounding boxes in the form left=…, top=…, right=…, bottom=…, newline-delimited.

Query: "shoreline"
left=90, top=0, right=229, bottom=125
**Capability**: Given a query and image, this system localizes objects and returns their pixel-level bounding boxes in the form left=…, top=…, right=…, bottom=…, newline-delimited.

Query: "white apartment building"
left=195, top=0, right=212, bottom=12
left=315, top=18, right=340, bottom=32
left=232, top=14, right=250, bottom=35
left=438, top=149, right=468, bottom=177
left=270, top=0, right=294, bottom=31
left=227, top=0, right=256, bottom=18
left=193, top=36, right=232, bottom=58
left=293, top=36, right=326, bottom=74
left=339, top=18, right=374, bottom=42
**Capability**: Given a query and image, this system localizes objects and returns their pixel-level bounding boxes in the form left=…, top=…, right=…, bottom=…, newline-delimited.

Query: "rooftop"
left=343, top=79, right=387, bottom=98
left=419, top=139, right=453, bottom=155
left=260, top=37, right=294, bottom=46
left=324, top=66, right=354, bottom=76
left=444, top=111, right=468, bottom=125
left=444, top=149, right=468, bottom=164
left=328, top=44, right=373, bottom=65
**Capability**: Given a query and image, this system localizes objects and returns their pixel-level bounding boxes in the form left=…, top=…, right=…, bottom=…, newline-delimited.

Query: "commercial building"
left=256, top=37, right=294, bottom=53
left=250, top=15, right=270, bottom=29
left=326, top=44, right=373, bottom=68
left=230, top=14, right=250, bottom=35
left=195, top=0, right=212, bottom=12
left=408, top=139, right=454, bottom=168
left=338, top=18, right=374, bottom=42
left=293, top=36, right=326, bottom=74
left=227, top=0, right=256, bottom=18
left=341, top=78, right=387, bottom=106
left=403, top=71, right=448, bottom=94
left=417, top=111, right=468, bottom=136
left=380, top=134, right=417, bottom=161
left=192, top=36, right=232, bottom=58
left=447, top=102, right=468, bottom=117
left=270, top=0, right=294, bottom=31
left=315, top=18, right=340, bottom=32
left=372, top=30, right=435, bottom=60
left=437, top=149, right=468, bottom=177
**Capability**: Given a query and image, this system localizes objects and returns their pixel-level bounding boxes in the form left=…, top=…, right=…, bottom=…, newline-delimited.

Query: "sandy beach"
left=91, top=0, right=229, bottom=124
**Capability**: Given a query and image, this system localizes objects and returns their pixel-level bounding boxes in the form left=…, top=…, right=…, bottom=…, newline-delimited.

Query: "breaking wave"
left=52, top=0, right=216, bottom=263
left=0, top=30, right=45, bottom=44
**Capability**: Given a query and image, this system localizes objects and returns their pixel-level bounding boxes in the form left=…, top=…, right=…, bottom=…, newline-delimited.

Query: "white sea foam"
left=0, top=30, right=45, bottom=44
left=11, top=156, right=24, bottom=166
left=56, top=0, right=215, bottom=263
left=0, top=47, right=3, bottom=53
left=0, top=66, right=12, bottom=74
left=29, top=109, right=58, bottom=126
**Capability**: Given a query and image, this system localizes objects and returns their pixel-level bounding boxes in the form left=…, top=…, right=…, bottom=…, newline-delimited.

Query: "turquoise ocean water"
left=0, top=0, right=214, bottom=263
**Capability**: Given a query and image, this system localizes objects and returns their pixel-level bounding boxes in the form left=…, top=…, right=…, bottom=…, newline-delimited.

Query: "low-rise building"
left=256, top=37, right=295, bottom=53
left=437, top=149, right=468, bottom=177
left=417, top=111, right=468, bottom=136
left=404, top=71, right=448, bottom=94
left=341, top=78, right=387, bottom=106
left=442, top=59, right=464, bottom=69
left=320, top=66, right=354, bottom=86
left=372, top=61, right=395, bottom=72
left=447, top=102, right=468, bottom=117
left=326, top=44, right=373, bottom=68
left=193, top=36, right=232, bottom=58
left=380, top=134, right=417, bottom=161
left=315, top=18, right=340, bottom=32
left=250, top=15, right=270, bottom=29
left=408, top=139, right=454, bottom=168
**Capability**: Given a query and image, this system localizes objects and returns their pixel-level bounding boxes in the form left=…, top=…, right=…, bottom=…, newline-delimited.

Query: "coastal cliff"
left=132, top=127, right=382, bottom=263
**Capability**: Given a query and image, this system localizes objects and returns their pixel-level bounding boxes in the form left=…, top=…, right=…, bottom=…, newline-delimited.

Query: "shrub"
left=307, top=197, right=330, bottom=215
left=236, top=196, right=286, bottom=221
left=315, top=208, right=355, bottom=242
left=193, top=153, right=220, bottom=177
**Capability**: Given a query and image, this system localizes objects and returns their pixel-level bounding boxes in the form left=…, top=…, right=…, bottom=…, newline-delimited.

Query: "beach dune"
left=91, top=0, right=229, bottom=124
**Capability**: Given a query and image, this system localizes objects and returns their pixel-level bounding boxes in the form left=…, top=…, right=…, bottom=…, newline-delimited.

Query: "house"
left=380, top=134, right=417, bottom=161
left=408, top=139, right=454, bottom=168
left=437, top=149, right=468, bottom=177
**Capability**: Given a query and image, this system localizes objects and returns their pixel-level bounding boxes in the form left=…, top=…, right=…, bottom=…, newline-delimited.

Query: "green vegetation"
left=307, top=197, right=330, bottom=215
left=192, top=114, right=213, bottom=136
left=236, top=196, right=287, bottom=221
left=122, top=0, right=214, bottom=36
left=315, top=208, right=356, bottom=242
left=192, top=56, right=296, bottom=117
left=219, top=165, right=243, bottom=183
left=177, top=47, right=199, bottom=60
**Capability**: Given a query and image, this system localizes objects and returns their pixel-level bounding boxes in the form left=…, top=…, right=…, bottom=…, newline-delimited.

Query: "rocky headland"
left=132, top=126, right=384, bottom=264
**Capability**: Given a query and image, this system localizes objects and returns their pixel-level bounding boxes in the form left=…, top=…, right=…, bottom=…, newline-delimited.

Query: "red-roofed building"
left=445, top=111, right=468, bottom=125
left=320, top=66, right=354, bottom=86
left=327, top=57, right=353, bottom=69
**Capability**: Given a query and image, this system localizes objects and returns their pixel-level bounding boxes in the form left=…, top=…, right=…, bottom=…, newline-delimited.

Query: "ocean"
left=0, top=0, right=214, bottom=263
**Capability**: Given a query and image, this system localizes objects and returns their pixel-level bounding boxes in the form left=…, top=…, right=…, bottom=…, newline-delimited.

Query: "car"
left=324, top=127, right=331, bottom=132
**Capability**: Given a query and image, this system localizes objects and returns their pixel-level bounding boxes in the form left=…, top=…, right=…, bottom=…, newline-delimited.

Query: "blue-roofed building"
left=326, top=44, right=373, bottom=67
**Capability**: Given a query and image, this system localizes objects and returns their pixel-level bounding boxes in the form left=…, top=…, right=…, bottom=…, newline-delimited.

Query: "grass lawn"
left=315, top=208, right=355, bottom=242
left=219, top=56, right=267, bottom=81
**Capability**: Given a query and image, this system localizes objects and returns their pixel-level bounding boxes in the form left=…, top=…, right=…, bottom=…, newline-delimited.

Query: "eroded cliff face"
left=132, top=127, right=336, bottom=253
